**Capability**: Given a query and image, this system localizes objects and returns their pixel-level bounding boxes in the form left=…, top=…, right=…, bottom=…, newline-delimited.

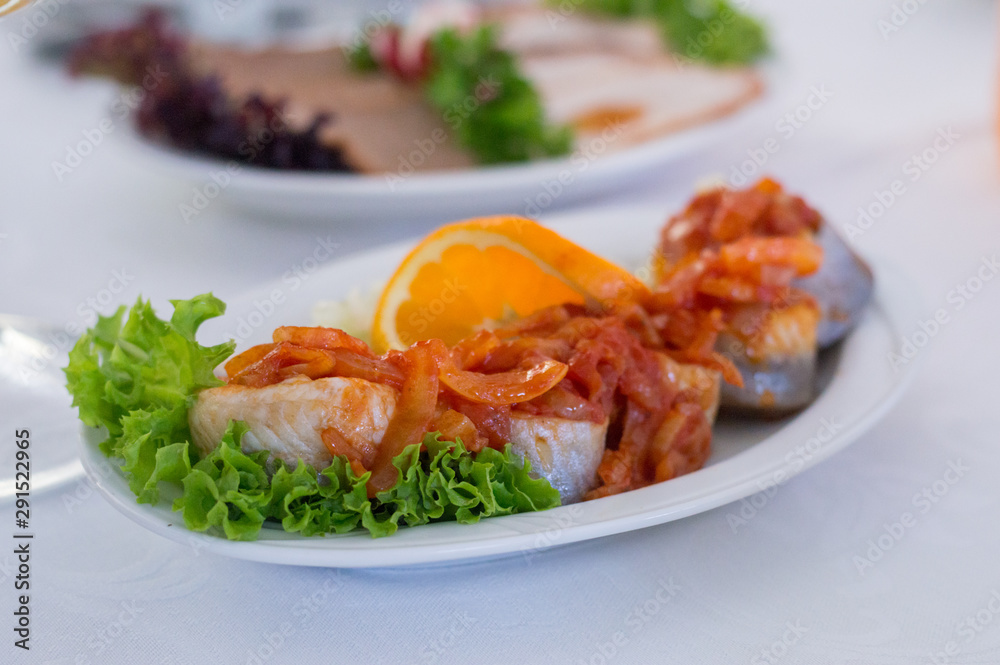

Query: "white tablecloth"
left=2, top=1, right=1000, bottom=663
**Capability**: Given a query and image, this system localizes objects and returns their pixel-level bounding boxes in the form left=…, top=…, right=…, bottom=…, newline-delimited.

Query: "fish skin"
left=795, top=223, right=875, bottom=348
left=508, top=414, right=608, bottom=505
left=717, top=303, right=819, bottom=413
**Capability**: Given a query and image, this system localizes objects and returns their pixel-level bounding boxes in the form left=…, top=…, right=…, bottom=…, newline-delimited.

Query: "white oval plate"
left=79, top=206, right=920, bottom=568
left=113, top=65, right=786, bottom=224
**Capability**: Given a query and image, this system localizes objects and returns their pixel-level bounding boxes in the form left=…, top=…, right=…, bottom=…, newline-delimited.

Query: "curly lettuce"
left=174, top=429, right=559, bottom=540
left=65, top=295, right=560, bottom=540
left=65, top=294, right=234, bottom=503
left=562, top=0, right=769, bottom=65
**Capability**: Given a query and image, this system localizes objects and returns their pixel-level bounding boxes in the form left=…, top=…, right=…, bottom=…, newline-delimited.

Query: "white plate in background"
left=114, top=65, right=788, bottom=224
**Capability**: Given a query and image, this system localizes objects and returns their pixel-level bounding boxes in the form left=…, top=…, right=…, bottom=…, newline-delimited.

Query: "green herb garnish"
left=346, top=41, right=379, bottom=73
left=424, top=26, right=573, bottom=164
left=561, top=0, right=768, bottom=65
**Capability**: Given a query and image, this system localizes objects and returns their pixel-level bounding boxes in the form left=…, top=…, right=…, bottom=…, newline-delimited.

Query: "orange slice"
left=372, top=216, right=649, bottom=352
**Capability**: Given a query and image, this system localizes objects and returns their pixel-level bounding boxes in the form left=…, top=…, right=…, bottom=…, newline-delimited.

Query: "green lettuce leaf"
left=561, top=0, right=768, bottom=65
left=171, top=428, right=561, bottom=540
left=64, top=294, right=234, bottom=502
left=379, top=433, right=560, bottom=527
left=175, top=421, right=273, bottom=541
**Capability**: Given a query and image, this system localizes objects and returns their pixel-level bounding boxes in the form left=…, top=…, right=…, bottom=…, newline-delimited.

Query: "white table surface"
left=2, top=1, right=1000, bottom=663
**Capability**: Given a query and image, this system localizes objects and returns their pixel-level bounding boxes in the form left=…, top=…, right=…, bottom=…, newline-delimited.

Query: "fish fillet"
left=508, top=414, right=607, bottom=504
left=189, top=375, right=396, bottom=470
left=659, top=354, right=722, bottom=424
left=189, top=357, right=721, bottom=502
left=717, top=303, right=820, bottom=413
left=189, top=374, right=607, bottom=502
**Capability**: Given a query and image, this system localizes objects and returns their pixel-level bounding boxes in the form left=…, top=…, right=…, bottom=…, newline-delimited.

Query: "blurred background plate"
left=112, top=66, right=786, bottom=225
left=34, top=0, right=787, bottom=224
